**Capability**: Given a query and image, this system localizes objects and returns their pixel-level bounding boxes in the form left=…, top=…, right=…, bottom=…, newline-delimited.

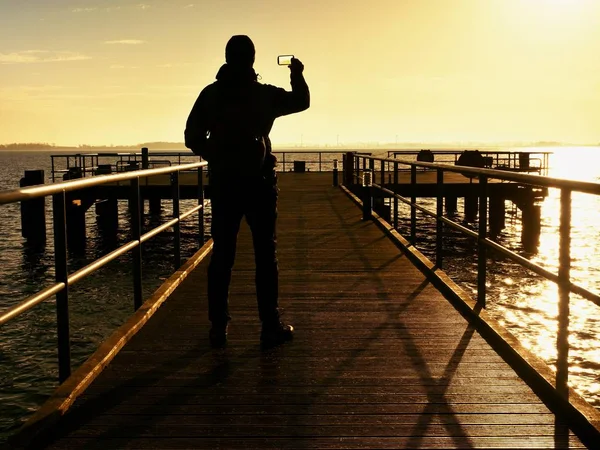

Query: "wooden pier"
left=14, top=173, right=594, bottom=449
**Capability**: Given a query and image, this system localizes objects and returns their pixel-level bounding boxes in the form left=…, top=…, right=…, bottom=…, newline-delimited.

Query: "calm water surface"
left=0, top=148, right=599, bottom=441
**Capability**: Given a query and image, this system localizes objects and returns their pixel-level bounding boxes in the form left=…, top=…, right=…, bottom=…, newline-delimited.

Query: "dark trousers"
left=207, top=175, right=279, bottom=326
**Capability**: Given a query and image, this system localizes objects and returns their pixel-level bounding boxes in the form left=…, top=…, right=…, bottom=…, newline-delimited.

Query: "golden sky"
left=1, top=0, right=599, bottom=146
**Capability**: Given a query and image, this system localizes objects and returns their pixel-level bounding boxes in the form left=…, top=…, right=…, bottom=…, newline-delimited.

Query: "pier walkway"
left=32, top=173, right=585, bottom=448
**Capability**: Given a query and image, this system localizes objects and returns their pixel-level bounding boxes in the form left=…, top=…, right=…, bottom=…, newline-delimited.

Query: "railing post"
left=332, top=159, right=338, bottom=186
left=393, top=162, right=399, bottom=230
left=410, top=165, right=417, bottom=244
left=172, top=171, right=181, bottom=269
left=436, top=169, right=444, bottom=268
left=362, top=169, right=372, bottom=220
left=369, top=159, right=375, bottom=184
left=52, top=192, right=71, bottom=383
left=478, top=175, right=488, bottom=307
left=198, top=165, right=205, bottom=244
left=556, top=188, right=571, bottom=398
left=130, top=177, right=143, bottom=310
left=319, top=152, right=322, bottom=172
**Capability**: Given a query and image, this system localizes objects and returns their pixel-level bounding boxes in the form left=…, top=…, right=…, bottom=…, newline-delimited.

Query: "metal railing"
left=386, top=149, right=551, bottom=175
left=346, top=153, right=600, bottom=397
left=0, top=161, right=207, bottom=383
left=50, top=149, right=364, bottom=181
left=50, top=149, right=198, bottom=182
left=273, top=150, right=370, bottom=172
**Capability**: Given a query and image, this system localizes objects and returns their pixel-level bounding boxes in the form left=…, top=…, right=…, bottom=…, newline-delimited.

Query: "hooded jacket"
left=184, top=63, right=310, bottom=181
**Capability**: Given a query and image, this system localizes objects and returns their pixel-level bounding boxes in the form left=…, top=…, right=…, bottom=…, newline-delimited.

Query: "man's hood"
left=215, top=63, right=258, bottom=84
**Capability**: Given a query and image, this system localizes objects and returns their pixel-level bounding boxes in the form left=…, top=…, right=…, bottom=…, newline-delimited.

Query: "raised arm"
left=269, top=57, right=310, bottom=118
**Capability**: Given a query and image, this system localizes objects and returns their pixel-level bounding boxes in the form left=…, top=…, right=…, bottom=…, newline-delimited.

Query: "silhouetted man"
left=185, top=35, right=310, bottom=347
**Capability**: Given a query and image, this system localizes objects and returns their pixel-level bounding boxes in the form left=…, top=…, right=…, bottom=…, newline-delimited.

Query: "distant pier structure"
left=19, top=148, right=551, bottom=252
left=350, top=149, right=550, bottom=249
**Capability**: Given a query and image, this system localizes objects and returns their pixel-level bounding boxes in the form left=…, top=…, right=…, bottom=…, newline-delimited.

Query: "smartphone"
left=277, top=55, right=294, bottom=66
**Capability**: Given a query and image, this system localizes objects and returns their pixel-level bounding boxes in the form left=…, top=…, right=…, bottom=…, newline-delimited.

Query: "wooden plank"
left=64, top=402, right=556, bottom=416
left=59, top=423, right=582, bottom=438
left=46, top=436, right=587, bottom=450
left=40, top=173, right=586, bottom=449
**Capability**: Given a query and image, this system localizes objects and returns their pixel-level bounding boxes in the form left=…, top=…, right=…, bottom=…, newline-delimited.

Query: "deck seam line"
left=7, top=241, right=214, bottom=449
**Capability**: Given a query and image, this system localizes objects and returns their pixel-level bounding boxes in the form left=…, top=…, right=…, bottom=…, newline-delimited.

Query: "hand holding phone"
left=277, top=55, right=294, bottom=66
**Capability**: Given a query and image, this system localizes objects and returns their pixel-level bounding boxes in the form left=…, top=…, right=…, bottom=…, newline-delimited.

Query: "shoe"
left=209, top=323, right=228, bottom=348
left=260, top=322, right=294, bottom=347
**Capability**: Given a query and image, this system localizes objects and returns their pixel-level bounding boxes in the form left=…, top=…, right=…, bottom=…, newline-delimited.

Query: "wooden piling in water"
left=94, top=165, right=119, bottom=234
left=445, top=196, right=457, bottom=216
left=149, top=197, right=162, bottom=214
left=20, top=170, right=46, bottom=246
left=489, top=195, right=506, bottom=236
left=464, top=194, right=478, bottom=222
left=521, top=203, right=541, bottom=252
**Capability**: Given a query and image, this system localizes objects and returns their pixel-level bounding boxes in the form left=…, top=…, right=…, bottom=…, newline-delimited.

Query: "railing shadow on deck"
left=299, top=189, right=478, bottom=447
left=341, top=151, right=600, bottom=447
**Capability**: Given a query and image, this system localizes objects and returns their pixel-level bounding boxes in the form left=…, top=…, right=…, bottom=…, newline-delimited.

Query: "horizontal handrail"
left=140, top=218, right=179, bottom=244
left=1, top=162, right=206, bottom=205
left=68, top=241, right=140, bottom=286
left=0, top=283, right=66, bottom=326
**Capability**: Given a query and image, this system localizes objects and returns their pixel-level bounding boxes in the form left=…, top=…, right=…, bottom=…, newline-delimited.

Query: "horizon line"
left=1, top=140, right=599, bottom=149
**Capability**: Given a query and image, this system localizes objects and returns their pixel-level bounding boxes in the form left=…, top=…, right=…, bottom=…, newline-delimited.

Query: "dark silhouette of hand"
left=290, top=57, right=304, bottom=75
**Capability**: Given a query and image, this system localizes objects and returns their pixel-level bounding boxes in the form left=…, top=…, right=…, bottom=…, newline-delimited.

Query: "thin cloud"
left=104, top=40, right=146, bottom=45
left=0, top=85, right=64, bottom=94
left=184, top=4, right=194, bottom=8
left=137, top=3, right=151, bottom=9
left=0, top=50, right=91, bottom=64
left=72, top=7, right=97, bottom=13
left=156, top=62, right=197, bottom=68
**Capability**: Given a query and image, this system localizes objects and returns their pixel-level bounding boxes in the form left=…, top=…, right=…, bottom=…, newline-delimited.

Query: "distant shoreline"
left=1, top=142, right=598, bottom=152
